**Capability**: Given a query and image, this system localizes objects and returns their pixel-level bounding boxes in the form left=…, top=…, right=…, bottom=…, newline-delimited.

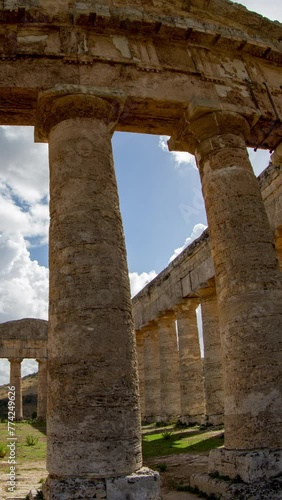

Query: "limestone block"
left=106, top=468, right=160, bottom=499
left=209, top=448, right=282, bottom=483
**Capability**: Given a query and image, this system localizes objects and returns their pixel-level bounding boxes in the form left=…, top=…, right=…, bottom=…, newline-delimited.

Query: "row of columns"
left=136, top=289, right=224, bottom=425
left=8, top=358, right=47, bottom=420
left=31, top=89, right=282, bottom=495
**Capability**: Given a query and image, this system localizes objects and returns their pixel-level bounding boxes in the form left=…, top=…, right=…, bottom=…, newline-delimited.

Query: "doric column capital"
left=169, top=109, right=251, bottom=158
left=36, top=358, right=47, bottom=365
left=174, top=298, right=199, bottom=318
left=157, top=311, right=176, bottom=327
left=8, top=358, right=23, bottom=364
left=35, top=87, right=124, bottom=142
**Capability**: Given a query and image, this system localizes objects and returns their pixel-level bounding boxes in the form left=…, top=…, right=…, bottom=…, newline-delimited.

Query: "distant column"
left=9, top=358, right=23, bottom=420
left=37, top=359, right=47, bottom=420
left=270, top=147, right=282, bottom=269
left=200, top=284, right=224, bottom=425
left=143, top=324, right=161, bottom=422
left=158, top=313, right=181, bottom=422
left=176, top=300, right=206, bottom=424
left=135, top=331, right=145, bottom=419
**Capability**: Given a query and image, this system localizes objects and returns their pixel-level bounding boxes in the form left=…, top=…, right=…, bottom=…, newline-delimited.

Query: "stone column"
left=176, top=300, right=205, bottom=424
left=170, top=110, right=282, bottom=482
left=271, top=146, right=282, bottom=270
left=158, top=313, right=181, bottom=422
left=36, top=359, right=47, bottom=420
left=9, top=358, right=23, bottom=421
left=200, top=284, right=224, bottom=426
left=135, top=330, right=145, bottom=419
left=143, top=324, right=161, bottom=422
left=36, top=91, right=159, bottom=499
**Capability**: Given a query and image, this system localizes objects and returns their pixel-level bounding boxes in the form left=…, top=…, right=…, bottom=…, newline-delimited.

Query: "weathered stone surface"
left=176, top=300, right=205, bottom=424
left=0, top=318, right=47, bottom=359
left=43, top=469, right=160, bottom=500
left=209, top=447, right=282, bottom=483
left=158, top=314, right=181, bottom=421
left=200, top=284, right=224, bottom=426
left=190, top=473, right=282, bottom=500
left=143, top=324, right=161, bottom=422
left=106, top=467, right=160, bottom=500
left=1, top=1, right=282, bottom=498
left=37, top=93, right=145, bottom=494
left=9, top=358, right=23, bottom=420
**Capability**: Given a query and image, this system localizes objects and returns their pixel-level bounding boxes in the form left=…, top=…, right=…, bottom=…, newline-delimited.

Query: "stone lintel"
left=43, top=468, right=160, bottom=500
left=209, top=447, right=282, bottom=483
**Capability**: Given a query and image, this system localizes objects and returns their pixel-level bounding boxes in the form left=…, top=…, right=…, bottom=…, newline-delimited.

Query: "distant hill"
left=0, top=372, right=38, bottom=419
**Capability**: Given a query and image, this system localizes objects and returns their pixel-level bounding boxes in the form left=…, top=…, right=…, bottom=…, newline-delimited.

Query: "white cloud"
left=129, top=271, right=157, bottom=297
left=0, top=233, right=49, bottom=323
left=159, top=136, right=197, bottom=171
left=169, top=223, right=207, bottom=263
left=0, top=126, right=49, bottom=204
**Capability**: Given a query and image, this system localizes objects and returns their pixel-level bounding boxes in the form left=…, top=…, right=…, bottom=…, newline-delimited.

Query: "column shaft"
left=37, top=359, right=47, bottom=420
left=143, top=326, right=161, bottom=422
left=158, top=314, right=181, bottom=421
left=45, top=96, right=141, bottom=480
left=192, top=112, right=282, bottom=450
left=201, top=289, right=224, bottom=425
left=9, top=359, right=23, bottom=421
left=176, top=301, right=205, bottom=424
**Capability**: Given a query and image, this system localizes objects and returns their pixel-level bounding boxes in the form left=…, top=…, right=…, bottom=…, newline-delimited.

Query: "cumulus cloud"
left=0, top=126, right=49, bottom=204
left=129, top=271, right=157, bottom=297
left=169, top=223, right=207, bottom=263
left=0, top=233, right=49, bottom=323
left=159, top=136, right=197, bottom=171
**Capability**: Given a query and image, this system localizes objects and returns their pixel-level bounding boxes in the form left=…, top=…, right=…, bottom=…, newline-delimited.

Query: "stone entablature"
left=0, top=318, right=47, bottom=359
left=133, top=161, right=282, bottom=331
left=0, top=1, right=282, bottom=152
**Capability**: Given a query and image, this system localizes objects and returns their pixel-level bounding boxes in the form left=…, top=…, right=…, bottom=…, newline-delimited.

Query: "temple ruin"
left=0, top=0, right=282, bottom=498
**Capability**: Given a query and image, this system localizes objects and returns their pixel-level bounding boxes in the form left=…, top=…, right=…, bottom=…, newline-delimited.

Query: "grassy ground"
left=0, top=421, right=223, bottom=465
left=0, top=420, right=46, bottom=470
left=142, top=424, right=224, bottom=459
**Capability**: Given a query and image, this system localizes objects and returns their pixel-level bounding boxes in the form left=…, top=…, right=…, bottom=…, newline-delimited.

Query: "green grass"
left=142, top=426, right=224, bottom=459
left=0, top=421, right=46, bottom=471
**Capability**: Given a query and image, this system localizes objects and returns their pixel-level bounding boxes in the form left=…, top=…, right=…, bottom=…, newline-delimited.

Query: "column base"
left=190, top=472, right=282, bottom=499
left=209, top=447, right=282, bottom=483
left=43, top=467, right=160, bottom=499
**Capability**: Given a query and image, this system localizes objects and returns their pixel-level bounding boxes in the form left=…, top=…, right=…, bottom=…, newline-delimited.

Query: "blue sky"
left=0, top=0, right=281, bottom=384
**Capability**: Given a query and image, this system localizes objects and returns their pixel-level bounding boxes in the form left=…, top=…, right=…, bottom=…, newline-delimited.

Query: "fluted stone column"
left=36, top=91, right=159, bottom=499
left=9, top=358, right=23, bottom=421
left=37, top=359, right=47, bottom=420
left=143, top=324, right=161, bottom=422
left=135, top=330, right=145, bottom=419
left=158, top=313, right=181, bottom=422
left=170, top=110, right=282, bottom=482
left=200, top=285, right=224, bottom=426
left=176, top=300, right=205, bottom=424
